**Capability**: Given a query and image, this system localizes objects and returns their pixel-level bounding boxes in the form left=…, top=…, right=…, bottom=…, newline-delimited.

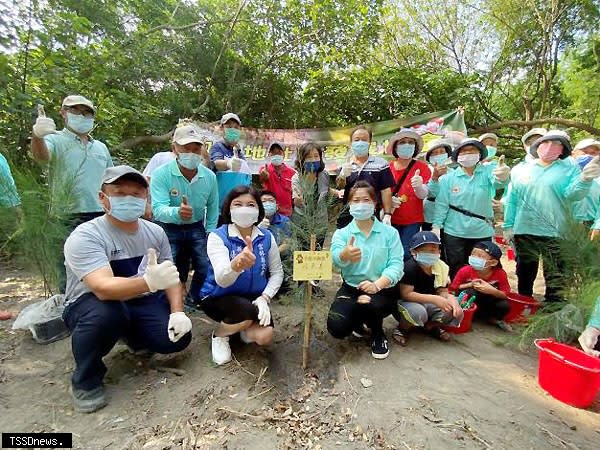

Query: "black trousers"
left=442, top=233, right=492, bottom=279
left=462, top=288, right=509, bottom=321
left=201, top=295, right=274, bottom=327
left=514, top=234, right=565, bottom=302
left=327, top=283, right=396, bottom=339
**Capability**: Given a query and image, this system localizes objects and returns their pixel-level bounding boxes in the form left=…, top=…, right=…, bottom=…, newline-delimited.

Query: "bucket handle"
left=535, top=338, right=600, bottom=374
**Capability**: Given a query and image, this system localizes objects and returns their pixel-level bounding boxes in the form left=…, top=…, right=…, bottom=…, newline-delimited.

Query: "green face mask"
left=224, top=127, right=241, bottom=144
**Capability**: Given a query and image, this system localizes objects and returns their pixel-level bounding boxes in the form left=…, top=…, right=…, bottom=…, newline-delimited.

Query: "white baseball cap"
left=574, top=138, right=600, bottom=152
left=478, top=133, right=498, bottom=143
left=173, top=124, right=206, bottom=145
left=220, top=112, right=241, bottom=126
left=62, top=95, right=95, bottom=113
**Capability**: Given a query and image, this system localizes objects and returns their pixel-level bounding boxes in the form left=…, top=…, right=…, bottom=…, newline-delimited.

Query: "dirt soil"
left=1, top=259, right=599, bottom=450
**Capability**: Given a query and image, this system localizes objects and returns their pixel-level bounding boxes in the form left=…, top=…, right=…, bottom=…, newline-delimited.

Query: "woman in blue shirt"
left=329, top=181, right=404, bottom=359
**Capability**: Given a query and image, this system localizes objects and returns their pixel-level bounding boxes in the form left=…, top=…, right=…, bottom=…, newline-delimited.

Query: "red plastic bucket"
left=535, top=338, right=600, bottom=408
left=442, top=303, right=477, bottom=334
left=505, top=292, right=540, bottom=323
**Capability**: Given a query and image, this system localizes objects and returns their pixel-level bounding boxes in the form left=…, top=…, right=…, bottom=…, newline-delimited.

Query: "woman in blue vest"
left=199, top=186, right=283, bottom=365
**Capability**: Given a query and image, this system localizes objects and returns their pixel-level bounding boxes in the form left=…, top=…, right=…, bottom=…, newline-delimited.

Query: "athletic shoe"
left=72, top=385, right=108, bottom=413
left=211, top=333, right=232, bottom=365
left=371, top=335, right=390, bottom=359
left=495, top=320, right=513, bottom=332
left=351, top=323, right=371, bottom=339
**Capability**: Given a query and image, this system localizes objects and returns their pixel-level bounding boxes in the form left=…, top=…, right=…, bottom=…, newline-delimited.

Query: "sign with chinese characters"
left=293, top=251, right=333, bottom=281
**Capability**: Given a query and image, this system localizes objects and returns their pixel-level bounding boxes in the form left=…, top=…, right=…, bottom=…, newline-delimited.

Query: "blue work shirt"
left=433, top=163, right=505, bottom=239
left=573, top=177, right=600, bottom=226
left=261, top=212, right=291, bottom=246
left=503, top=159, right=592, bottom=237
left=209, top=141, right=251, bottom=206
left=0, top=153, right=20, bottom=207
left=150, top=160, right=219, bottom=230
left=44, top=128, right=113, bottom=213
left=331, top=218, right=404, bottom=287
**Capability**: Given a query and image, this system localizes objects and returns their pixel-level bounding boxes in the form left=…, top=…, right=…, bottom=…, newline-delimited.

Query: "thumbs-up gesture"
left=258, top=164, right=269, bottom=182
left=340, top=236, right=362, bottom=264
left=492, top=155, right=510, bottom=181
left=179, top=195, right=193, bottom=221
left=340, top=162, right=353, bottom=178
left=410, top=169, right=424, bottom=189
left=32, top=104, right=56, bottom=138
left=582, top=155, right=600, bottom=181
left=142, top=248, right=180, bottom=292
left=231, top=236, right=257, bottom=272
left=432, top=163, right=448, bottom=181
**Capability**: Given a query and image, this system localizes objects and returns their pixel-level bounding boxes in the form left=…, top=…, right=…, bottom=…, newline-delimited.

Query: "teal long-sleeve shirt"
left=433, top=163, right=505, bottom=239
left=150, top=160, right=219, bottom=230
left=573, top=177, right=600, bottom=227
left=589, top=296, right=600, bottom=329
left=331, top=218, right=404, bottom=287
left=503, top=159, right=591, bottom=237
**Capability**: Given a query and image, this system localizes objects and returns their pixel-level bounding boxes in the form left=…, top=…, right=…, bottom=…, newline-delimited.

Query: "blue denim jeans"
left=158, top=221, right=208, bottom=302
left=392, top=223, right=422, bottom=260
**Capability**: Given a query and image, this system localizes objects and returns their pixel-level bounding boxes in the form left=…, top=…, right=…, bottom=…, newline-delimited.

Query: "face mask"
left=415, top=252, right=440, bottom=266
left=486, top=146, right=497, bottom=159
left=177, top=152, right=202, bottom=170
left=224, top=127, right=241, bottom=144
left=107, top=195, right=146, bottom=222
left=396, top=143, right=415, bottom=159
left=230, top=206, right=259, bottom=228
left=270, top=155, right=284, bottom=166
left=576, top=154, right=593, bottom=169
left=67, top=112, right=94, bottom=134
left=537, top=143, right=562, bottom=162
left=349, top=203, right=374, bottom=220
left=263, top=201, right=277, bottom=217
left=430, top=154, right=448, bottom=166
left=351, top=141, right=370, bottom=157
left=468, top=255, right=487, bottom=271
left=304, top=161, right=320, bottom=173
left=457, top=154, right=480, bottom=168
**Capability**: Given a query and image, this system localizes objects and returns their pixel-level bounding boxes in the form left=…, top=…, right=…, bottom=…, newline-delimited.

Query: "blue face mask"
left=108, top=195, right=146, bottom=222
left=429, top=154, right=448, bottom=166
left=178, top=152, right=203, bottom=170
left=304, top=161, right=321, bottom=173
left=415, top=252, right=440, bottom=266
left=396, top=143, right=415, bottom=159
left=67, top=112, right=94, bottom=134
left=263, top=201, right=277, bottom=216
left=468, top=255, right=488, bottom=271
left=224, top=127, right=241, bottom=144
left=349, top=203, right=374, bottom=220
left=486, top=146, right=497, bottom=159
left=270, top=155, right=284, bottom=166
left=576, top=154, right=593, bottom=169
left=351, top=141, right=370, bottom=157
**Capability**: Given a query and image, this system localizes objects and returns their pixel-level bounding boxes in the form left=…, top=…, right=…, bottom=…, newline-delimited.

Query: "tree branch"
left=471, top=118, right=600, bottom=135
left=114, top=131, right=173, bottom=151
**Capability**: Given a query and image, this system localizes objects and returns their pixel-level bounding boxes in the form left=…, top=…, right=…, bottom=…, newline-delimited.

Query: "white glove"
left=340, top=162, right=352, bottom=178
left=382, top=213, right=392, bottom=225
left=259, top=218, right=270, bottom=229
left=391, top=196, right=402, bottom=210
left=253, top=296, right=271, bottom=327
left=492, top=155, right=510, bottom=182
left=142, top=249, right=180, bottom=292
left=578, top=326, right=600, bottom=357
left=581, top=156, right=600, bottom=181
left=432, top=226, right=441, bottom=238
left=168, top=312, right=192, bottom=343
left=503, top=228, right=514, bottom=243
left=228, top=156, right=242, bottom=172
left=410, top=169, right=428, bottom=199
left=32, top=105, right=56, bottom=138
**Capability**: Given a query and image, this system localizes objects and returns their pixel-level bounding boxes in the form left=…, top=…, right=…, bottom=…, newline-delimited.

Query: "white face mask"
left=230, top=206, right=259, bottom=228
left=457, top=154, right=480, bottom=168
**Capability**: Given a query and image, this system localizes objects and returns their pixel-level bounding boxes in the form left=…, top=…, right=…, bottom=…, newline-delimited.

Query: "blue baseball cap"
left=409, top=231, right=441, bottom=251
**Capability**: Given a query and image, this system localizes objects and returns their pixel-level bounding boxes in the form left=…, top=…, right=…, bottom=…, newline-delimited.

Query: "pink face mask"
left=537, top=142, right=563, bottom=162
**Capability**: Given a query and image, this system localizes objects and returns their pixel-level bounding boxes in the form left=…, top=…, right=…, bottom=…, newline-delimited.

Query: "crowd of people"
left=0, top=94, right=599, bottom=413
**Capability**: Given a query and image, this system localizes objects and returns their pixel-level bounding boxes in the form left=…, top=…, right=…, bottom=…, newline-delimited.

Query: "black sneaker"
left=184, top=295, right=202, bottom=313
left=72, top=385, right=108, bottom=413
left=371, top=335, right=390, bottom=359
left=351, top=323, right=371, bottom=339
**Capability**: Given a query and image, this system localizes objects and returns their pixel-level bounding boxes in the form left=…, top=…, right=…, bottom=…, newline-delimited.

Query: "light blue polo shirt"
left=0, top=153, right=20, bottom=207
left=331, top=219, right=404, bottom=287
left=503, top=159, right=591, bottom=237
left=150, top=159, right=219, bottom=230
left=44, top=128, right=113, bottom=214
left=573, top=177, right=600, bottom=225
left=589, top=296, right=600, bottom=329
left=433, top=163, right=505, bottom=239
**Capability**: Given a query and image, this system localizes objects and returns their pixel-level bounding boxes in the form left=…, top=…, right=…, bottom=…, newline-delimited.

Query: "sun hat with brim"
left=425, top=139, right=453, bottom=162
left=268, top=141, right=285, bottom=153
left=529, top=130, right=572, bottom=159
left=62, top=95, right=95, bottom=113
left=521, top=128, right=547, bottom=145
left=478, top=133, right=499, bottom=143
left=220, top=112, right=241, bottom=126
left=574, top=138, right=600, bottom=153
left=409, top=231, right=441, bottom=251
left=173, top=124, right=206, bottom=146
left=451, top=138, right=488, bottom=162
left=102, top=165, right=148, bottom=188
left=386, top=129, right=424, bottom=158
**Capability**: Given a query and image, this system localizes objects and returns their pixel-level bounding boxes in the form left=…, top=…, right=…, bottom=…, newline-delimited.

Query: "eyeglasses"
left=67, top=107, right=94, bottom=118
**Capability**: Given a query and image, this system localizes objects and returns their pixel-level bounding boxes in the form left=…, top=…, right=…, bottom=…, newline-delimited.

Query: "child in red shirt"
left=450, top=241, right=512, bottom=331
left=259, top=142, right=296, bottom=216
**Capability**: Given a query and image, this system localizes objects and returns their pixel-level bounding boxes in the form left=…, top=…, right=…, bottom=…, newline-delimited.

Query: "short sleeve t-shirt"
left=399, top=257, right=437, bottom=294
left=389, top=160, right=432, bottom=225
left=143, top=151, right=176, bottom=177
left=342, top=156, right=394, bottom=205
left=64, top=216, right=173, bottom=306
left=449, top=265, right=511, bottom=295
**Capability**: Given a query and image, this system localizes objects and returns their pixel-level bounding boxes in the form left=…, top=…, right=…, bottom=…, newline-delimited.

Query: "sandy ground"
left=1, top=259, right=598, bottom=450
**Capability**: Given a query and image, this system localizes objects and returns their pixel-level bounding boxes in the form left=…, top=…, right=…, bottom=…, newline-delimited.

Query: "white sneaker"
left=211, top=333, right=232, bottom=365
left=239, top=330, right=253, bottom=344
